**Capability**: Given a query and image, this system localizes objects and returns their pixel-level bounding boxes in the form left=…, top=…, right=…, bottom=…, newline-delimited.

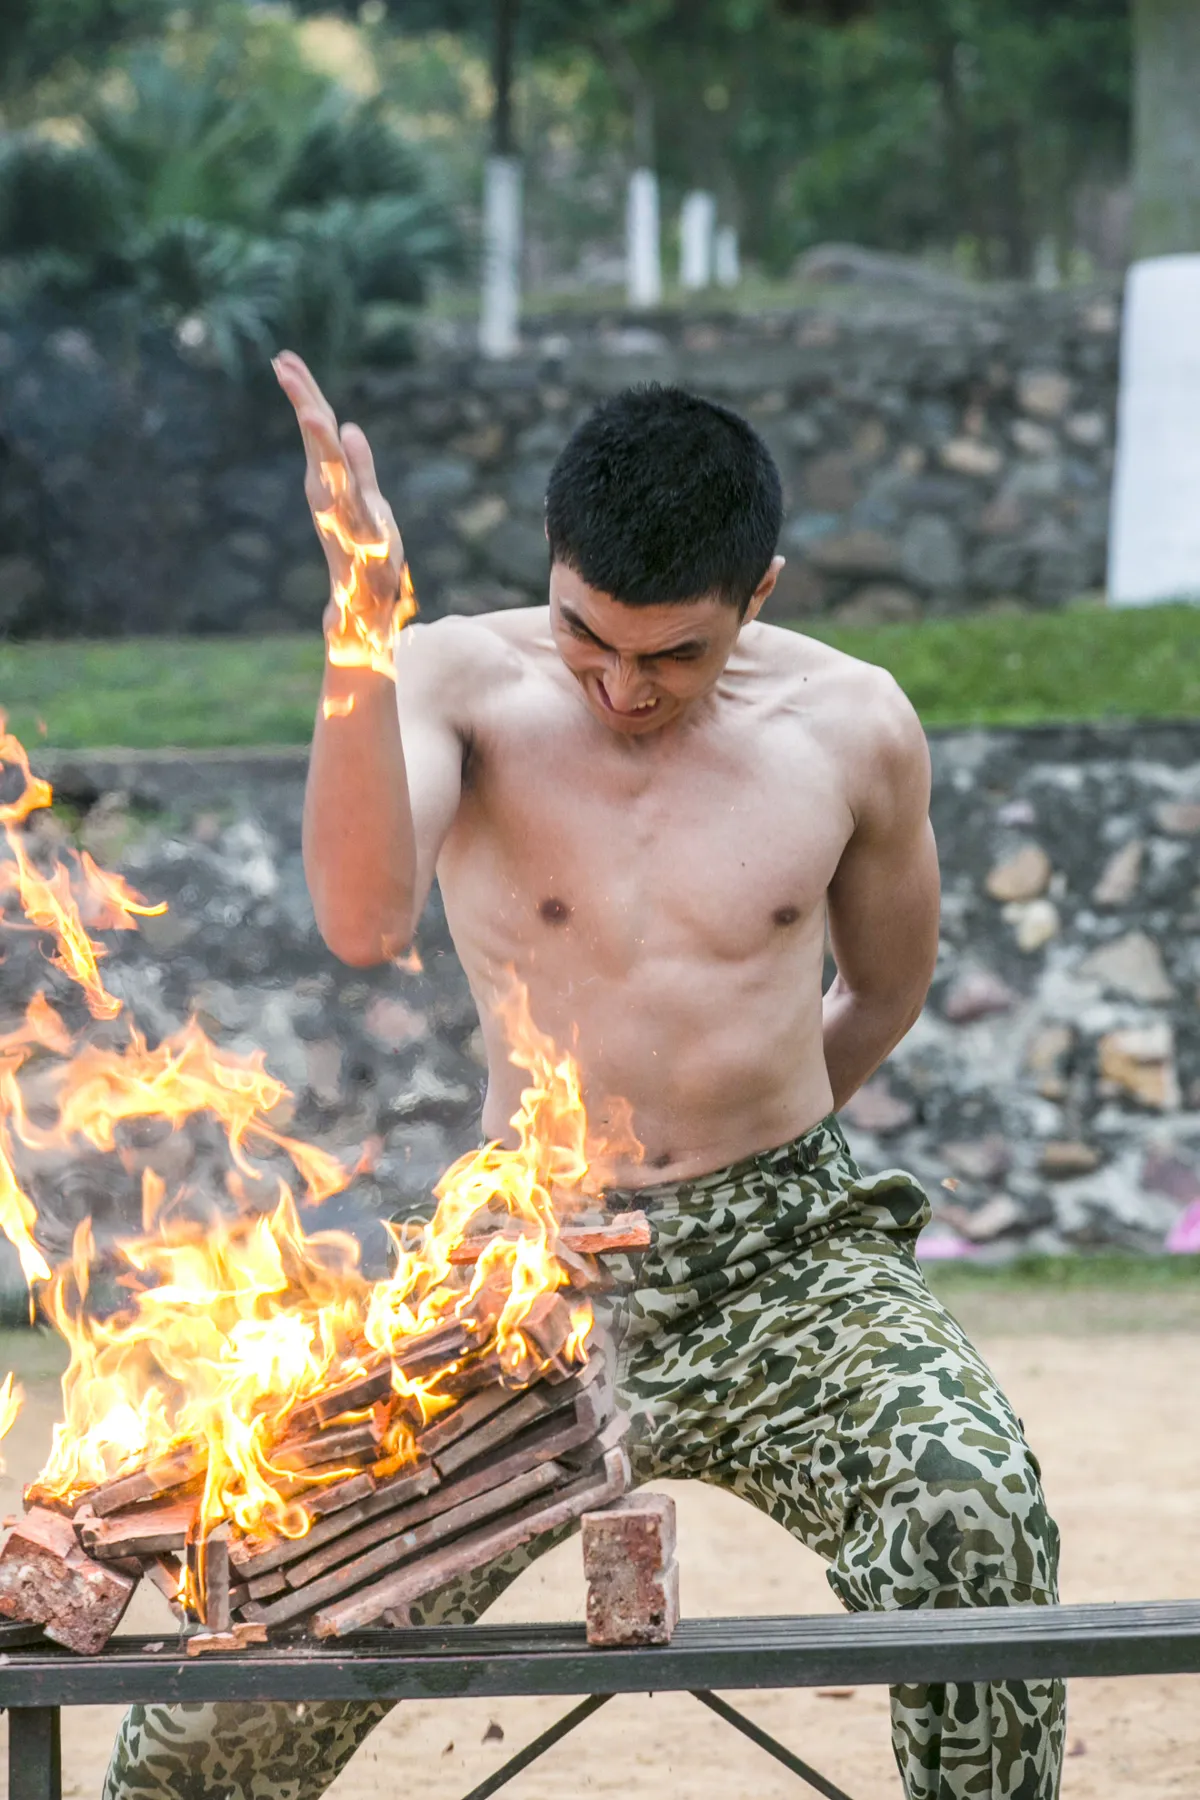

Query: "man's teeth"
left=632, top=699, right=657, bottom=711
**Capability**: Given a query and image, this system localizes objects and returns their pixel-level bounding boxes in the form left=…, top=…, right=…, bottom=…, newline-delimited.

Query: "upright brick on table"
left=582, top=1491, right=679, bottom=1645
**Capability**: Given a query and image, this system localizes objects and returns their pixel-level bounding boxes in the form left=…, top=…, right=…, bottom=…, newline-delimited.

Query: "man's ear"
left=742, top=555, right=785, bottom=625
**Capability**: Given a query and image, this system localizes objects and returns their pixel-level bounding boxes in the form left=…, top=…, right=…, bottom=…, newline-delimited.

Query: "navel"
left=651, top=1150, right=673, bottom=1170
left=773, top=904, right=800, bottom=927
left=538, top=896, right=572, bottom=926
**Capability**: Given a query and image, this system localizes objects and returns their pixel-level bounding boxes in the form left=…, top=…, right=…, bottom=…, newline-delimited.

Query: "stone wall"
left=0, top=283, right=1120, bottom=637
left=4, top=724, right=1196, bottom=1301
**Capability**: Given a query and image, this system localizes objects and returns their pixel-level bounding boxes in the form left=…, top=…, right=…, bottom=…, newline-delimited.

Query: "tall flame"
left=0, top=716, right=635, bottom=1548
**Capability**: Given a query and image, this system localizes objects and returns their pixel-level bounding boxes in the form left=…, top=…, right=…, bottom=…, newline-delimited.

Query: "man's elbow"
left=314, top=903, right=415, bottom=969
left=323, top=934, right=390, bottom=969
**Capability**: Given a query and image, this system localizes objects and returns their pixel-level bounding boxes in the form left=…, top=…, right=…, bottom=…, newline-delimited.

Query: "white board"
left=1109, top=254, right=1200, bottom=605
left=679, top=191, right=716, bottom=291
left=479, top=155, right=522, bottom=360
left=626, top=168, right=662, bottom=308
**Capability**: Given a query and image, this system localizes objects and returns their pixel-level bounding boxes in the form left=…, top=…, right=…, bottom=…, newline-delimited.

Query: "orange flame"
left=0, top=718, right=632, bottom=1556
left=315, top=460, right=418, bottom=681
left=0, top=1372, right=22, bottom=1472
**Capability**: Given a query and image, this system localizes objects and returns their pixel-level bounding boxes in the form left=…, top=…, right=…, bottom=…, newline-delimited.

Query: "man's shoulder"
left=396, top=606, right=549, bottom=709
left=755, top=621, right=917, bottom=731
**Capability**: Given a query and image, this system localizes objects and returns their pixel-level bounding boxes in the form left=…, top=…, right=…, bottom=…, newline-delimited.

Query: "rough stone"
left=942, top=1136, right=1011, bottom=1183
left=839, top=1079, right=914, bottom=1135
left=1065, top=411, right=1107, bottom=447
left=1039, top=1141, right=1102, bottom=1177
left=1017, top=370, right=1072, bottom=419
left=364, top=997, right=427, bottom=1050
left=1092, top=840, right=1144, bottom=907
left=940, top=438, right=1003, bottom=478
left=770, top=561, right=828, bottom=617
left=986, top=846, right=1052, bottom=903
left=942, top=969, right=1019, bottom=1023
left=304, top=1040, right=343, bottom=1106
left=952, top=1194, right=1025, bottom=1243
left=806, top=529, right=899, bottom=577
left=453, top=496, right=508, bottom=541
left=1025, top=1025, right=1075, bottom=1099
left=1011, top=419, right=1057, bottom=458
left=1154, top=802, right=1200, bottom=836
left=831, top=584, right=921, bottom=626
left=1098, top=1024, right=1180, bottom=1112
left=0, top=290, right=1122, bottom=628
left=480, top=517, right=550, bottom=590
left=803, top=453, right=860, bottom=511
left=1003, top=898, right=1061, bottom=952
left=0, top=554, right=48, bottom=630
left=900, top=515, right=963, bottom=592
left=1080, top=932, right=1175, bottom=1004
left=1140, top=1151, right=1200, bottom=1206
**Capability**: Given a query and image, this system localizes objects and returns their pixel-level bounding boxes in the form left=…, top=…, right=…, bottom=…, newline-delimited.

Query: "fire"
left=315, top=459, right=418, bottom=681
left=0, top=717, right=632, bottom=1554
left=0, top=1373, right=21, bottom=1473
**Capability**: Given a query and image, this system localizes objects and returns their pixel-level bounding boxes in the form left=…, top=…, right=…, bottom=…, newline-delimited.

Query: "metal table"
left=4, top=1601, right=1200, bottom=1800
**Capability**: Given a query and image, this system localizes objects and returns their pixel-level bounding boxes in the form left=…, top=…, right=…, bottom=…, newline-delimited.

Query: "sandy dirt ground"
left=0, top=1308, right=1197, bottom=1800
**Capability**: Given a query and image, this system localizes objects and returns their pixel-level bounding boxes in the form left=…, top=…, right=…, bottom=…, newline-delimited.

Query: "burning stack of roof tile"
left=0, top=1214, right=648, bottom=1655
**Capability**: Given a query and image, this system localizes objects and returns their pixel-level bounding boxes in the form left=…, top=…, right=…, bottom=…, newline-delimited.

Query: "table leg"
left=8, top=1708, right=61, bottom=1800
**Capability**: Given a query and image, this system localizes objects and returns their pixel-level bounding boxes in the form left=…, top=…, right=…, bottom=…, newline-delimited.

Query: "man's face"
left=549, top=564, right=750, bottom=737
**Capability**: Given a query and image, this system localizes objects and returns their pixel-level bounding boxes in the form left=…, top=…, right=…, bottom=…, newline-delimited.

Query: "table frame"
left=5, top=1601, right=1200, bottom=1800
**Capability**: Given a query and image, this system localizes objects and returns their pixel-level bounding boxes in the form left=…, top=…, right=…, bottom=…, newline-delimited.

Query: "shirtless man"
left=103, top=361, right=1063, bottom=1800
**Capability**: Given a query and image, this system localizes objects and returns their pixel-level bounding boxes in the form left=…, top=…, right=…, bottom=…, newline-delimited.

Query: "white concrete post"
left=480, top=154, right=522, bottom=360
left=626, top=168, right=662, bottom=308
left=714, top=224, right=740, bottom=288
left=679, top=190, right=716, bottom=291
left=1109, top=255, right=1200, bottom=604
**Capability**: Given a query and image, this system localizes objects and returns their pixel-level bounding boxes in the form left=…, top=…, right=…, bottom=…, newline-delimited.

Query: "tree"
left=1132, top=0, right=1200, bottom=256
left=0, top=43, right=464, bottom=378
left=0, top=0, right=169, bottom=116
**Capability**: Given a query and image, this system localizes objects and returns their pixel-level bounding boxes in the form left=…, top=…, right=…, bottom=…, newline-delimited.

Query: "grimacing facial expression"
left=548, top=564, right=763, bottom=737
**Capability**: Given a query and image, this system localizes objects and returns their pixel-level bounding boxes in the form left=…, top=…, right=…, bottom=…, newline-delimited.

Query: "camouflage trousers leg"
left=103, top=1117, right=1063, bottom=1800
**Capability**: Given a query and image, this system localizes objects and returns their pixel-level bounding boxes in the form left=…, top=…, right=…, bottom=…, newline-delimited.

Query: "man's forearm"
left=302, top=662, right=416, bottom=966
left=821, top=975, right=925, bottom=1111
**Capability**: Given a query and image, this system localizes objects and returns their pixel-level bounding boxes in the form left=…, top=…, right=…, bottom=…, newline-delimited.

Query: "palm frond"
left=0, top=132, right=128, bottom=258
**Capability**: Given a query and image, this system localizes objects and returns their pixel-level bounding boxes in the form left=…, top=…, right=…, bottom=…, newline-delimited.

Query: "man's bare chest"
left=442, top=703, right=852, bottom=963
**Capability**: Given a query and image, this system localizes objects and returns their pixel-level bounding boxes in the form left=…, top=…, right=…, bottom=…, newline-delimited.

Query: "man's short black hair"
left=544, top=384, right=783, bottom=612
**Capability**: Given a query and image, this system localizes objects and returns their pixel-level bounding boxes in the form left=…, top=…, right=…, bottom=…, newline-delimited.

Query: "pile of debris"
left=0, top=1216, right=648, bottom=1656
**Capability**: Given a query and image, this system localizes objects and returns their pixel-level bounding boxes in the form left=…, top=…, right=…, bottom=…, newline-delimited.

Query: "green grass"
left=0, top=636, right=324, bottom=751
left=805, top=601, right=1200, bottom=729
left=927, top=1254, right=1200, bottom=1337
left=0, top=604, right=1197, bottom=750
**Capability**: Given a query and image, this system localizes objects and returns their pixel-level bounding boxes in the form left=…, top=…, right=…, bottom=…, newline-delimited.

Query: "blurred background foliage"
left=0, top=3, right=465, bottom=374
left=0, top=0, right=1133, bottom=375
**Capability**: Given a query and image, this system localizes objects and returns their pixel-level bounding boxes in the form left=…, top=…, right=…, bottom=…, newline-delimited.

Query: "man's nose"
left=603, top=658, right=652, bottom=711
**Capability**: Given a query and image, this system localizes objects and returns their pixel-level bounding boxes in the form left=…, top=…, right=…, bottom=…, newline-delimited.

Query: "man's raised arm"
left=276, top=351, right=463, bottom=967
left=822, top=677, right=941, bottom=1109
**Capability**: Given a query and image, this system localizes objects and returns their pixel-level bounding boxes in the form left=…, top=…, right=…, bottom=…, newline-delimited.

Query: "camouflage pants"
left=105, top=1116, right=1063, bottom=1800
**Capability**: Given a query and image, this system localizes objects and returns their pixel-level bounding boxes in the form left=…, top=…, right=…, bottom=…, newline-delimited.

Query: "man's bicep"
left=400, top=710, right=463, bottom=922
left=826, top=710, right=940, bottom=1001
left=394, top=630, right=466, bottom=925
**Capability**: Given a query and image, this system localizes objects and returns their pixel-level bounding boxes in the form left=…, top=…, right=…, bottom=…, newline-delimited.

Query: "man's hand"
left=273, top=350, right=414, bottom=677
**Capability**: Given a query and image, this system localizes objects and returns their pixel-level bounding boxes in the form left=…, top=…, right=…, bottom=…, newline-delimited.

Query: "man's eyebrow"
left=559, top=604, right=707, bottom=658
left=560, top=604, right=610, bottom=648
